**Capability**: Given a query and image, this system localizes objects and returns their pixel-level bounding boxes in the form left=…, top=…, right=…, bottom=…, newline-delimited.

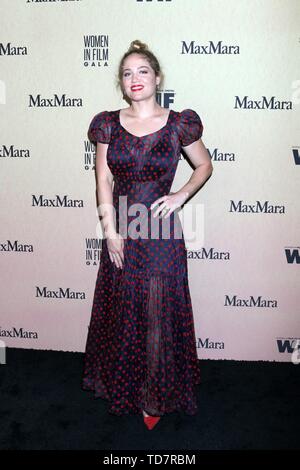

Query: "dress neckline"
left=117, top=108, right=172, bottom=139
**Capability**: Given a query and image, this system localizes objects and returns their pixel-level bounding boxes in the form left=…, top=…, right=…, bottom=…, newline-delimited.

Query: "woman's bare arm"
left=177, top=138, right=213, bottom=201
left=95, top=142, right=116, bottom=238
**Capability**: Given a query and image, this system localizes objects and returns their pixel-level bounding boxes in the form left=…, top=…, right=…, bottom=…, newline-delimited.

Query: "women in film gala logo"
left=83, top=35, right=109, bottom=67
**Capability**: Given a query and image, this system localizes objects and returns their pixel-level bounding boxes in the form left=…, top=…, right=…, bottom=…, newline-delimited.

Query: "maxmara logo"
left=234, top=95, right=292, bottom=110
left=0, top=42, right=28, bottom=56
left=209, top=148, right=235, bottom=162
left=0, top=326, right=38, bottom=339
left=85, top=238, right=102, bottom=266
left=1, top=240, right=33, bottom=253
left=187, top=247, right=230, bottom=260
left=229, top=200, right=285, bottom=213
left=28, top=94, right=82, bottom=107
left=32, top=195, right=83, bottom=207
left=225, top=295, right=277, bottom=308
left=197, top=337, right=225, bottom=350
left=83, top=35, right=108, bottom=67
left=277, top=338, right=300, bottom=354
left=0, top=145, right=30, bottom=158
left=181, top=40, right=239, bottom=55
left=36, top=287, right=85, bottom=300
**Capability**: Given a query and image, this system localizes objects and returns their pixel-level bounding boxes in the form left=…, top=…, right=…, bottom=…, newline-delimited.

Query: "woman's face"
left=121, top=53, right=159, bottom=101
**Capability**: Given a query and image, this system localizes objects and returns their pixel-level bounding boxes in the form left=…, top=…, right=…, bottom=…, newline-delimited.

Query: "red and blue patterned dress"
left=81, top=108, right=203, bottom=416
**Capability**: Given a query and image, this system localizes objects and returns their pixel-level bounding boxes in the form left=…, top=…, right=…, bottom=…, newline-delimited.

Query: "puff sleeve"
left=178, top=109, right=203, bottom=147
left=87, top=110, right=111, bottom=145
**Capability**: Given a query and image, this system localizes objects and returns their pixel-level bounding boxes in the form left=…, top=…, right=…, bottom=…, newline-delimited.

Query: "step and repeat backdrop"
left=1, top=0, right=299, bottom=362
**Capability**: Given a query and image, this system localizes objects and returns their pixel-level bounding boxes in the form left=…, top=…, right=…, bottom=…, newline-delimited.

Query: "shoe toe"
left=144, top=416, right=160, bottom=430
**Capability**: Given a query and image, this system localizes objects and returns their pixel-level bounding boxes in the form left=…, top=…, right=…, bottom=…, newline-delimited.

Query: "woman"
left=82, top=40, right=213, bottom=430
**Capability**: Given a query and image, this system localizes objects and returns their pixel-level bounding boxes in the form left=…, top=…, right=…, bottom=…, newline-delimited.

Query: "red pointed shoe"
left=143, top=415, right=161, bottom=430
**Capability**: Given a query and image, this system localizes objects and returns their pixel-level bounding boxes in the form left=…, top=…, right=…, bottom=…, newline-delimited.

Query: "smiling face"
left=121, top=53, right=160, bottom=101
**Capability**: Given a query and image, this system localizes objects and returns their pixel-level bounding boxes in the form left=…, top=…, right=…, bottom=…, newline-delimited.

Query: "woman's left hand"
left=150, top=191, right=189, bottom=218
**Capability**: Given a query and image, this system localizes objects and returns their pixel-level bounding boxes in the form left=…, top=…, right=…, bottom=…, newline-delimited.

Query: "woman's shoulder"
left=172, top=108, right=202, bottom=125
left=87, top=110, right=118, bottom=144
left=173, top=108, right=201, bottom=118
left=89, top=109, right=117, bottom=120
left=173, top=108, right=203, bottom=145
left=88, top=109, right=119, bottom=129
left=171, top=108, right=202, bottom=128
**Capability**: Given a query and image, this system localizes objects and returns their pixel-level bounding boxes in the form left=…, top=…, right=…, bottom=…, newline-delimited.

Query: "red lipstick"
left=131, top=85, right=144, bottom=91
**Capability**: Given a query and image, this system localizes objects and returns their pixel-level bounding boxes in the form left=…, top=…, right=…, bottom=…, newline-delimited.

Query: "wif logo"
left=277, top=338, right=300, bottom=364
left=156, top=89, right=175, bottom=108
left=292, top=149, right=300, bottom=165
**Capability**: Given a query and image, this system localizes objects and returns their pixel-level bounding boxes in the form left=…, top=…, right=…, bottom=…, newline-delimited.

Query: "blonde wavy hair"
left=116, top=39, right=165, bottom=97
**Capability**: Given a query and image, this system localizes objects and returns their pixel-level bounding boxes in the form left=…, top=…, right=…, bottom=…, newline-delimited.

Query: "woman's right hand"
left=106, top=231, right=124, bottom=269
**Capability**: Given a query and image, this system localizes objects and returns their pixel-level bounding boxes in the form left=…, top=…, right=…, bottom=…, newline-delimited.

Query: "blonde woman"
left=82, top=39, right=213, bottom=430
